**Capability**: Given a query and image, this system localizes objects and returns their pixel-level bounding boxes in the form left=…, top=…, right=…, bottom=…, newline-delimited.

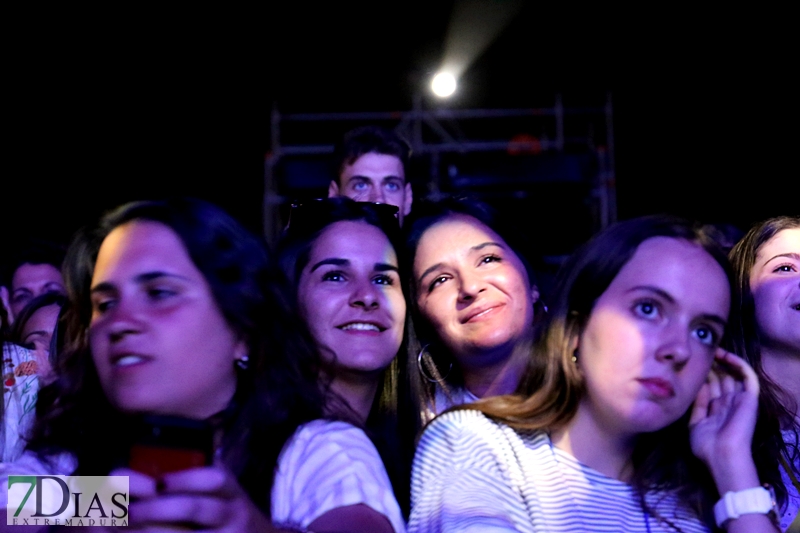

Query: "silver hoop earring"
left=417, top=344, right=452, bottom=383
left=235, top=355, right=249, bottom=371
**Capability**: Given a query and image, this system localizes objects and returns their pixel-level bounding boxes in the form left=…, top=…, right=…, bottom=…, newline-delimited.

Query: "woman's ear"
left=233, top=338, right=249, bottom=363
left=530, top=284, right=541, bottom=305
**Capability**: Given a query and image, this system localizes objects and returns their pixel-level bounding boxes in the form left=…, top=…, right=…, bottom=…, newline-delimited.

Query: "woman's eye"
left=373, top=276, right=392, bottom=286
left=428, top=276, right=449, bottom=292
left=93, top=299, right=115, bottom=314
left=321, top=271, right=345, bottom=282
left=479, top=254, right=502, bottom=265
left=694, top=325, right=719, bottom=347
left=148, top=288, right=176, bottom=300
left=634, top=300, right=659, bottom=318
left=773, top=264, right=797, bottom=273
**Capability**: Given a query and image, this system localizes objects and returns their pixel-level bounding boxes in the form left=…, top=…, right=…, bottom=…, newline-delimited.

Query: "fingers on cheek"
left=720, top=374, right=737, bottom=395
left=707, top=371, right=722, bottom=399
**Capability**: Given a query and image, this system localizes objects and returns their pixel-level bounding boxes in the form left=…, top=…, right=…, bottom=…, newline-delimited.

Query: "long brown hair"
left=474, top=215, right=734, bottom=524
left=728, top=215, right=800, bottom=509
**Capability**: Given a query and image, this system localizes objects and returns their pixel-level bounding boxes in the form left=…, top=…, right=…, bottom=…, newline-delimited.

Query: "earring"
left=235, top=355, right=249, bottom=371
left=571, top=350, right=578, bottom=363
left=417, top=344, right=453, bottom=383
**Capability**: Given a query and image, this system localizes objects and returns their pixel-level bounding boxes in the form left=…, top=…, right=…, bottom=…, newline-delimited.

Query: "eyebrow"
left=309, top=258, right=349, bottom=273
left=90, top=271, right=188, bottom=294
left=23, top=331, right=48, bottom=343
left=628, top=285, right=728, bottom=327
left=764, top=252, right=800, bottom=265
left=349, top=175, right=404, bottom=183
left=417, top=241, right=506, bottom=284
left=374, top=263, right=399, bottom=273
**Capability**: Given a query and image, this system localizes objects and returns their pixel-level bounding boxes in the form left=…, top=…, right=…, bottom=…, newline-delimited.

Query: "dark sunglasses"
left=286, top=199, right=400, bottom=235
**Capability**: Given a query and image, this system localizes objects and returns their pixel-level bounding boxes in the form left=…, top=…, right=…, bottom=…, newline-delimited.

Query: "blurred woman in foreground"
left=1, top=198, right=326, bottom=531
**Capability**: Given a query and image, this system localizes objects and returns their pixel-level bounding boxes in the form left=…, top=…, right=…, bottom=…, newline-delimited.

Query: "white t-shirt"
left=271, top=419, right=406, bottom=533
left=409, top=409, right=710, bottom=533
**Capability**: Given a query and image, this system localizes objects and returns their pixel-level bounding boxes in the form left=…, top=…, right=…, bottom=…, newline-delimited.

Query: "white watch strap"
left=714, top=486, right=774, bottom=528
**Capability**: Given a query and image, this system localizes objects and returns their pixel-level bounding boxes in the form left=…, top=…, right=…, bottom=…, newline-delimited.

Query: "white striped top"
left=271, top=418, right=406, bottom=533
left=409, top=409, right=709, bottom=533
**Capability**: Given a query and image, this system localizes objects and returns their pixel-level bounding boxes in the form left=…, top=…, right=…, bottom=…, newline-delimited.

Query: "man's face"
left=329, top=152, right=413, bottom=225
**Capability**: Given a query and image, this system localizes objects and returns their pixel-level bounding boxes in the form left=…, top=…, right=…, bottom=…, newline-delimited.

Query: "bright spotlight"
left=431, top=72, right=456, bottom=98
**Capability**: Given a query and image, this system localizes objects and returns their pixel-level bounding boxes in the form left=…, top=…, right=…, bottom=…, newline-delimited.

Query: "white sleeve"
left=408, top=410, right=534, bottom=533
left=271, top=419, right=406, bottom=533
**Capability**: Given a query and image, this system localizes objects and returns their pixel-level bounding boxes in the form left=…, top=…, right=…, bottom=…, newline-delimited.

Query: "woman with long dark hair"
left=1, top=198, right=326, bottom=531
left=729, top=216, right=800, bottom=531
left=403, top=197, right=545, bottom=422
left=410, top=216, right=776, bottom=532
left=275, top=197, right=410, bottom=531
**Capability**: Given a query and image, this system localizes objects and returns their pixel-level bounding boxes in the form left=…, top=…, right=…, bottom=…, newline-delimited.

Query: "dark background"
left=3, top=4, right=797, bottom=257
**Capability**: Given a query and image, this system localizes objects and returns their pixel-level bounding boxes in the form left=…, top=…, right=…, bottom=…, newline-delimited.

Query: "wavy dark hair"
left=276, top=196, right=416, bottom=516
left=27, top=197, right=325, bottom=516
left=728, top=215, right=800, bottom=510
left=474, top=215, right=735, bottom=528
left=402, top=195, right=545, bottom=422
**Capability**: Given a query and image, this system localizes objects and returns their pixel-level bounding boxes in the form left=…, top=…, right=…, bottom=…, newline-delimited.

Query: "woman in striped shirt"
left=410, top=216, right=776, bottom=533
left=275, top=198, right=410, bottom=532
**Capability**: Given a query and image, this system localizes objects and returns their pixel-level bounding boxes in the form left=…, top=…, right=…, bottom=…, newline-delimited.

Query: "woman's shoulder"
left=285, top=418, right=377, bottom=454
left=424, top=408, right=544, bottom=443
left=272, top=418, right=405, bottom=532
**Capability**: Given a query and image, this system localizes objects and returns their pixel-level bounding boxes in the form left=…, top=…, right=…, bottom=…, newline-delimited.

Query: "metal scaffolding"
left=264, top=94, right=615, bottom=245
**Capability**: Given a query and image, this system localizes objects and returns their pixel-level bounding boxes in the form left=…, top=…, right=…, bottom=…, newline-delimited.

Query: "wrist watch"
left=713, top=485, right=777, bottom=528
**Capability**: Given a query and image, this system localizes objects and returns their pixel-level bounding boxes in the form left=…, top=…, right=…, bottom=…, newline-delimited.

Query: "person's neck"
left=462, top=338, right=531, bottom=398
left=761, top=345, right=800, bottom=426
left=327, top=372, right=381, bottom=424
left=550, top=404, right=636, bottom=481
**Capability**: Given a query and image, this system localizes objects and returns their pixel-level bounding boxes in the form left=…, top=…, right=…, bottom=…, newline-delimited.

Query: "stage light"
left=431, top=72, right=457, bottom=98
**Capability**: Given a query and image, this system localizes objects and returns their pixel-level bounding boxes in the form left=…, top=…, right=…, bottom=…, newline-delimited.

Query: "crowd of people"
left=1, top=126, right=798, bottom=532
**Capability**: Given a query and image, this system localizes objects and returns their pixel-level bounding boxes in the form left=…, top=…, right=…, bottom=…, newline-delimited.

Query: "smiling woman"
left=409, top=216, right=776, bottom=533
left=276, top=197, right=409, bottom=532
left=403, top=197, right=545, bottom=421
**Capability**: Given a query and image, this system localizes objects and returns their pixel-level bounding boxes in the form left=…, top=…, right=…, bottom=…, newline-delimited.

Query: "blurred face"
left=577, top=237, right=730, bottom=438
left=21, top=303, right=60, bottom=353
left=89, top=221, right=245, bottom=420
left=10, top=263, right=65, bottom=317
left=297, top=220, right=405, bottom=376
left=330, top=153, right=412, bottom=225
left=414, top=215, right=534, bottom=370
left=749, top=227, right=800, bottom=354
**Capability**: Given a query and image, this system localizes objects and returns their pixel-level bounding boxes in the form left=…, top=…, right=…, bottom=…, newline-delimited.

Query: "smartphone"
left=129, top=415, right=214, bottom=479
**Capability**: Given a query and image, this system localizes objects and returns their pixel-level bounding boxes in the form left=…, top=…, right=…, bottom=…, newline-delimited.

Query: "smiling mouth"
left=338, top=322, right=385, bottom=332
left=113, top=354, right=148, bottom=367
left=463, top=304, right=503, bottom=323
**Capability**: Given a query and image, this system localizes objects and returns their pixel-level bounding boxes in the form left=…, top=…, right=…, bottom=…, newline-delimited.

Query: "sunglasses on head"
left=286, top=199, right=400, bottom=235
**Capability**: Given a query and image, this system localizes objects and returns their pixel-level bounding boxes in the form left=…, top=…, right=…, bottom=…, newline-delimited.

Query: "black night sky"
left=3, top=4, right=797, bottom=256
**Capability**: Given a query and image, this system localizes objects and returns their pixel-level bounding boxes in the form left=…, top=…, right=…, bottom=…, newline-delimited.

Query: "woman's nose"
left=457, top=272, right=485, bottom=302
left=102, top=299, right=144, bottom=342
left=654, top=325, right=691, bottom=368
left=349, top=281, right=380, bottom=309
